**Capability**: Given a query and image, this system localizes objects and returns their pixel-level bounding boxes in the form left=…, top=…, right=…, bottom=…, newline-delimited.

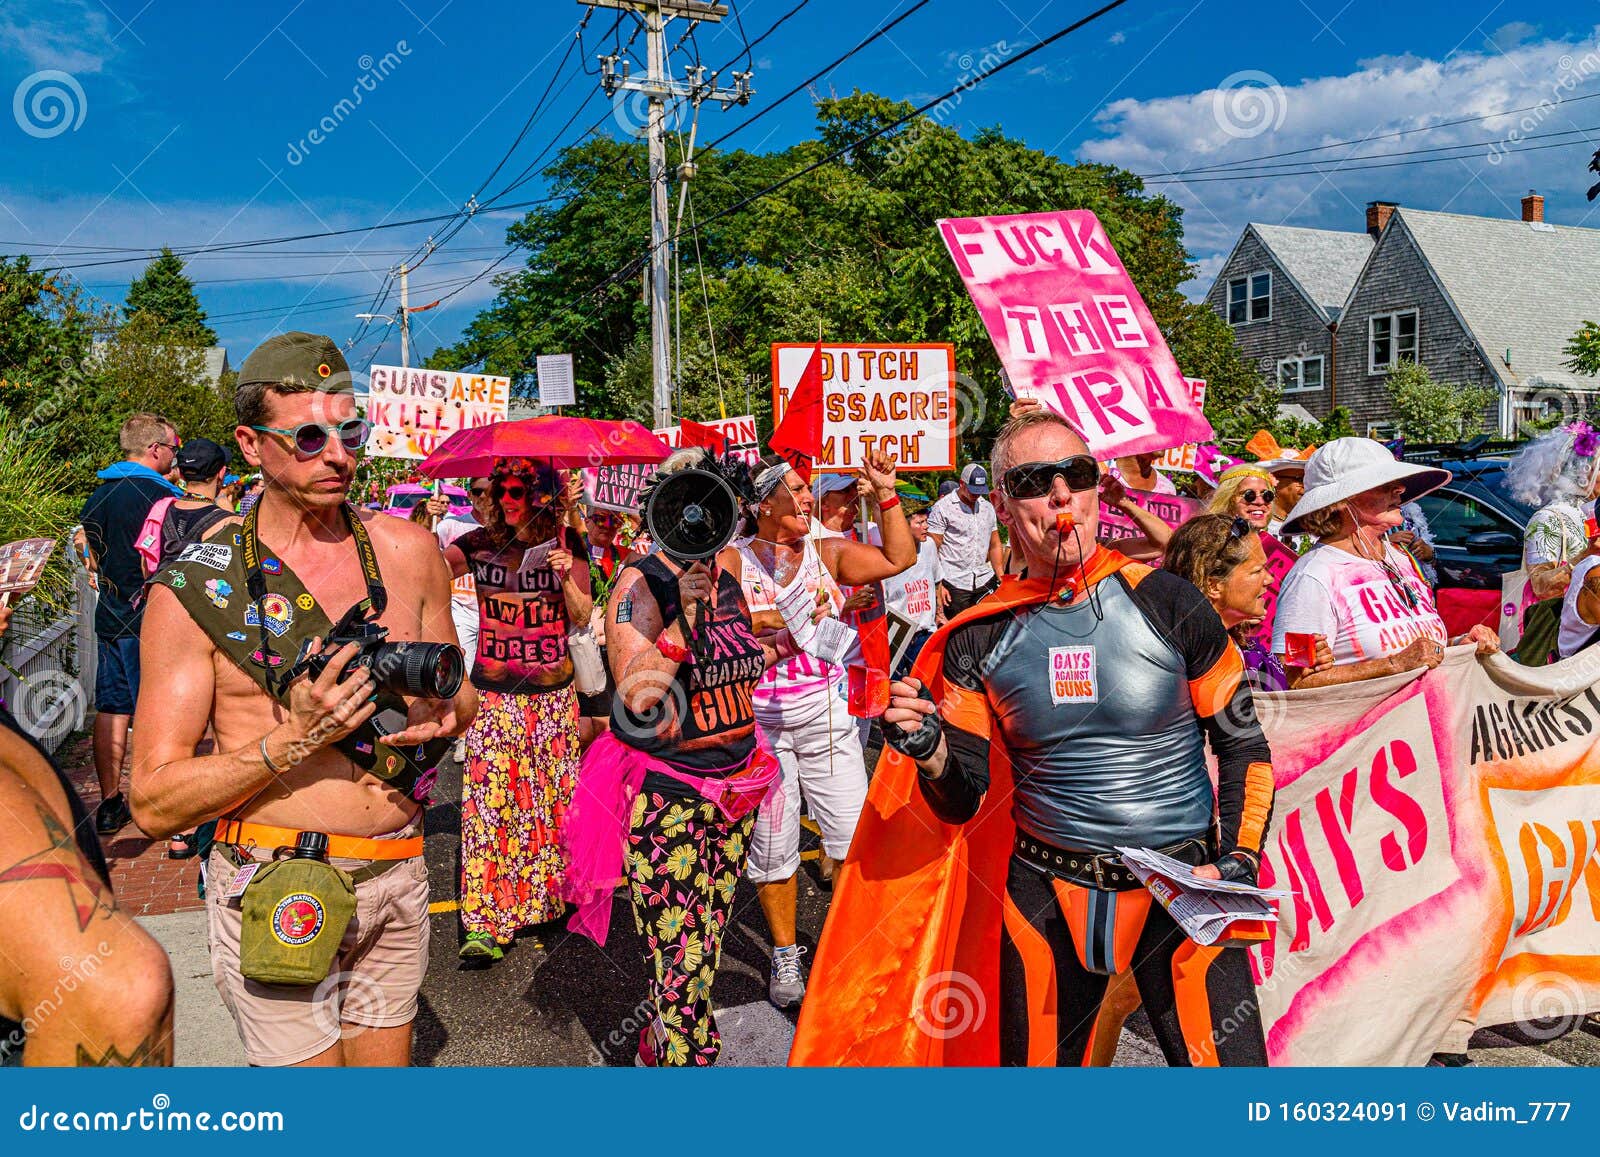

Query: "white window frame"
left=1368, top=309, right=1419, bottom=373
left=1277, top=355, right=1325, bottom=392
left=1226, top=271, right=1272, bottom=325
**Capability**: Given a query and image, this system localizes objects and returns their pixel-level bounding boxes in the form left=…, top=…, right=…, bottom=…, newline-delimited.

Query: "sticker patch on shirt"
left=177, top=542, right=233, bottom=571
left=245, top=593, right=294, bottom=637
left=1048, top=645, right=1098, bottom=705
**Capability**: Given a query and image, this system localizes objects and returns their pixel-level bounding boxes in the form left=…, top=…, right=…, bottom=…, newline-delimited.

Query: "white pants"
left=747, top=691, right=868, bottom=882
left=451, top=600, right=478, bottom=666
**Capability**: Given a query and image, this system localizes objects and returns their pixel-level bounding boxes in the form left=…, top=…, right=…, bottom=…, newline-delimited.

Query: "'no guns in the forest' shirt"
left=457, top=525, right=581, bottom=693
left=734, top=534, right=846, bottom=727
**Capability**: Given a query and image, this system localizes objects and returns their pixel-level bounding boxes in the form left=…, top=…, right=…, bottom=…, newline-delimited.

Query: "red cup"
left=847, top=664, right=890, bottom=718
left=1284, top=631, right=1319, bottom=669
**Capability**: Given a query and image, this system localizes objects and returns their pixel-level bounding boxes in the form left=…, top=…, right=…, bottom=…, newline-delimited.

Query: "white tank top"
left=734, top=533, right=846, bottom=726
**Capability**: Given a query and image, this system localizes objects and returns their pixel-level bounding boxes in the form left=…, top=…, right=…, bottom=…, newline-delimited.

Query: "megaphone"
left=643, top=466, right=741, bottom=563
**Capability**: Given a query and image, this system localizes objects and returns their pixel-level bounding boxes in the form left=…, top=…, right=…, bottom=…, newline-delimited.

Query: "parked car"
left=1405, top=453, right=1533, bottom=591
left=383, top=482, right=472, bottom=520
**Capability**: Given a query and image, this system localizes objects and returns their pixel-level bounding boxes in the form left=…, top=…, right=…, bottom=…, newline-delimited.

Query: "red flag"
left=769, top=341, right=825, bottom=483
left=679, top=417, right=731, bottom=456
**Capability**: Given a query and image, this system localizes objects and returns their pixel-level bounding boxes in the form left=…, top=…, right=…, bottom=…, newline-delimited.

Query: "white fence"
left=1, top=564, right=95, bottom=755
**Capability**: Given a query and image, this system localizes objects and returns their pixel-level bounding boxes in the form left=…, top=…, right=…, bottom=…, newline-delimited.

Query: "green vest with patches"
left=147, top=515, right=447, bottom=803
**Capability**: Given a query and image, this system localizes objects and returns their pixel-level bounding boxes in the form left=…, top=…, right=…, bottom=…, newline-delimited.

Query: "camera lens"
left=369, top=641, right=465, bottom=699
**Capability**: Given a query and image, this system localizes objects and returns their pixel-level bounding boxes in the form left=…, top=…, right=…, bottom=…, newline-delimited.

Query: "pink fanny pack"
left=561, top=733, right=781, bottom=946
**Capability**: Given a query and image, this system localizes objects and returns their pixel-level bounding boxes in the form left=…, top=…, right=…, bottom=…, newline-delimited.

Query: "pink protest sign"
left=1251, top=532, right=1300, bottom=648
left=1097, top=490, right=1202, bottom=542
left=938, top=210, right=1212, bottom=459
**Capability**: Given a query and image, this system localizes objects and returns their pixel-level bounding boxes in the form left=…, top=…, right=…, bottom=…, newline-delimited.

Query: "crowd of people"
left=9, top=323, right=1600, bottom=1070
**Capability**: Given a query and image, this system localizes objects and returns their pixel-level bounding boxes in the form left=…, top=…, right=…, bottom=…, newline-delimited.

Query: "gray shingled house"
left=1205, top=194, right=1600, bottom=436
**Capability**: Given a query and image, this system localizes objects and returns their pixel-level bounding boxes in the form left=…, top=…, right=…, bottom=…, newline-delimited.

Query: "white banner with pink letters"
left=937, top=210, right=1212, bottom=459
left=1250, top=649, right=1600, bottom=1064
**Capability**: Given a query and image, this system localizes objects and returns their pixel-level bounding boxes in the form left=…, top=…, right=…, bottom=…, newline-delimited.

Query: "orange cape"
left=788, top=551, right=1137, bottom=1066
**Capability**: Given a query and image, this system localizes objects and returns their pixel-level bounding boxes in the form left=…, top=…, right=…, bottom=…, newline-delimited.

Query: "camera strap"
left=242, top=498, right=387, bottom=696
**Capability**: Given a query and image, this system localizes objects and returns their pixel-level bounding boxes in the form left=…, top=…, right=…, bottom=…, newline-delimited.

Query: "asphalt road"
left=410, top=756, right=1600, bottom=1067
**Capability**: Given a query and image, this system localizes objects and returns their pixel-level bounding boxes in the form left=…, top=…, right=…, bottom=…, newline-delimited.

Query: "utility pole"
left=582, top=0, right=751, bottom=428
left=398, top=260, right=411, bottom=369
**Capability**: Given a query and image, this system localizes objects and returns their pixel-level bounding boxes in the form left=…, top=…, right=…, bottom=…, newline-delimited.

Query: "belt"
left=1013, top=831, right=1212, bottom=891
left=215, top=819, right=424, bottom=862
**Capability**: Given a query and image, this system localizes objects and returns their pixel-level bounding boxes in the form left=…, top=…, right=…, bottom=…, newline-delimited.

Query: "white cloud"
left=1079, top=28, right=1600, bottom=297
left=0, top=0, right=118, bottom=75
left=1109, top=31, right=1127, bottom=45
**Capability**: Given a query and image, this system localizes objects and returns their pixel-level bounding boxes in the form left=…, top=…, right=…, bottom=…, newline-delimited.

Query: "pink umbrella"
left=416, top=416, right=672, bottom=478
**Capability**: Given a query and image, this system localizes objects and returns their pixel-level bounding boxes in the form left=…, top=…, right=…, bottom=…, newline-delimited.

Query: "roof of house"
left=1392, top=207, right=1600, bottom=392
left=1249, top=223, right=1373, bottom=321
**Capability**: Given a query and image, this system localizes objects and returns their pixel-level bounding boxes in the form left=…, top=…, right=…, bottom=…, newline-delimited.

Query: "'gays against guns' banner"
left=937, top=210, right=1211, bottom=460
left=1251, top=648, right=1600, bottom=1064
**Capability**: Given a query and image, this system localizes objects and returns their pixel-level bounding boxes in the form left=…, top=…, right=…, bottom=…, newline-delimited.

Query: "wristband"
left=656, top=633, right=692, bottom=664
left=261, top=735, right=289, bottom=775
left=878, top=494, right=901, bottom=512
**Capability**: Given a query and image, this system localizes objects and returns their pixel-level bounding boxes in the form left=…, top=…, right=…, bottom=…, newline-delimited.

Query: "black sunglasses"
left=251, top=418, right=370, bottom=456
left=1239, top=487, right=1275, bottom=505
left=469, top=486, right=491, bottom=498
left=1002, top=455, right=1100, bottom=498
left=1227, top=516, right=1251, bottom=540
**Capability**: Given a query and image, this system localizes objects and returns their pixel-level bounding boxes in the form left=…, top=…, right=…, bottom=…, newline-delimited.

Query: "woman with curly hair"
left=563, top=448, right=781, bottom=1065
left=1505, top=421, right=1600, bottom=601
left=444, top=458, right=592, bottom=962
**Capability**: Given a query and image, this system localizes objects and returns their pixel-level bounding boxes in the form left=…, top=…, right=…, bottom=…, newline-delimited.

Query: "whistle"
left=1055, top=512, right=1075, bottom=535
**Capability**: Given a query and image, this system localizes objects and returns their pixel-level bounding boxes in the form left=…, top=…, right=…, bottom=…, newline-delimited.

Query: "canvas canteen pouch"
left=238, top=847, right=356, bottom=986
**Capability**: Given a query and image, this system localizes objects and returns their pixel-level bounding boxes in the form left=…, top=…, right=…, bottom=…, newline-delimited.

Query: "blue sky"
left=4, top=0, right=1599, bottom=375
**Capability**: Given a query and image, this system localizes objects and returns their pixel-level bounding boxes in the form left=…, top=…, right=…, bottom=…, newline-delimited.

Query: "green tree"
left=1384, top=360, right=1497, bottom=442
left=124, top=248, right=217, bottom=346
left=0, top=256, right=105, bottom=431
left=1318, top=406, right=1356, bottom=441
left=429, top=90, right=1273, bottom=462
left=1566, top=320, right=1600, bottom=377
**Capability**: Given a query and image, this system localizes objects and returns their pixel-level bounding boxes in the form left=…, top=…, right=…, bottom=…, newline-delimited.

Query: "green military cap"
left=237, top=331, right=352, bottom=392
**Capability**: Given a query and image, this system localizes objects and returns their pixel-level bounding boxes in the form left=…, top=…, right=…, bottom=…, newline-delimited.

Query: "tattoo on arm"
left=0, top=804, right=119, bottom=932
left=74, top=1033, right=168, bottom=1067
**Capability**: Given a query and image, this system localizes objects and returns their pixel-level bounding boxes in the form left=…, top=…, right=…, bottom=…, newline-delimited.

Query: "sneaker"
left=458, top=931, right=503, bottom=962
left=95, top=793, right=130, bottom=836
left=453, top=738, right=467, bottom=764
left=634, top=1024, right=658, bottom=1067
left=769, top=944, right=808, bottom=1009
left=1427, top=1051, right=1473, bottom=1067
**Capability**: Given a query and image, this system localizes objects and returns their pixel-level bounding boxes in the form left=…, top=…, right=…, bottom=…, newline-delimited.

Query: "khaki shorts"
left=205, top=844, right=430, bottom=1067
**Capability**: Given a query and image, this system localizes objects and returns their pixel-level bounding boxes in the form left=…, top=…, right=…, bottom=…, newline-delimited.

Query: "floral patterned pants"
left=627, top=789, right=755, bottom=1066
left=460, top=686, right=578, bottom=941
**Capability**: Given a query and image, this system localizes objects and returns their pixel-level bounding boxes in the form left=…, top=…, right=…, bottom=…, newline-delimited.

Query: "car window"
left=387, top=491, right=424, bottom=510
left=1416, top=489, right=1519, bottom=543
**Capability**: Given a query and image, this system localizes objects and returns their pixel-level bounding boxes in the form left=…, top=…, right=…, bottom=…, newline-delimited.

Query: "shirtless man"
left=130, top=332, right=477, bottom=1068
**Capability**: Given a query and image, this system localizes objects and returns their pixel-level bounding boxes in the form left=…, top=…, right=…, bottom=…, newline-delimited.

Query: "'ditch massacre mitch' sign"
left=365, top=365, right=510, bottom=460
left=771, top=344, right=956, bottom=471
left=938, top=211, right=1211, bottom=460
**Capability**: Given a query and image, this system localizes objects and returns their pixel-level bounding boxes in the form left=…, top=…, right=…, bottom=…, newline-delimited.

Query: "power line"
left=1140, top=90, right=1600, bottom=179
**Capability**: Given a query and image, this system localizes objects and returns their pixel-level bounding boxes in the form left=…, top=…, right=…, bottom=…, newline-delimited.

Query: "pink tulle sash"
left=562, top=732, right=782, bottom=946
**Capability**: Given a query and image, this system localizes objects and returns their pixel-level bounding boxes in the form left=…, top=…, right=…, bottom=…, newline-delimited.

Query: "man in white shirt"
left=881, top=505, right=944, bottom=676
left=927, top=463, right=1003, bottom=617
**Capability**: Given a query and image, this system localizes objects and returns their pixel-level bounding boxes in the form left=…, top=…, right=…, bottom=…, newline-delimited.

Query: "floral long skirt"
left=460, top=685, right=579, bottom=941
left=627, top=789, right=755, bottom=1066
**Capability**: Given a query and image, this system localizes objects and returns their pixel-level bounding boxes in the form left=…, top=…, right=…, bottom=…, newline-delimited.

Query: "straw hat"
left=1279, top=438, right=1451, bottom=535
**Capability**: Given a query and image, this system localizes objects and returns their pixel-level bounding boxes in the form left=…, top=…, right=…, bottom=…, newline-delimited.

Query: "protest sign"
left=0, top=538, right=55, bottom=597
left=655, top=414, right=761, bottom=465
left=1155, top=379, right=1208, bottom=474
left=536, top=353, right=576, bottom=407
left=365, top=365, right=510, bottom=460
left=937, top=210, right=1211, bottom=459
left=1250, top=649, right=1600, bottom=1064
left=582, top=462, right=656, bottom=513
left=771, top=344, right=956, bottom=471
left=1097, top=491, right=1203, bottom=541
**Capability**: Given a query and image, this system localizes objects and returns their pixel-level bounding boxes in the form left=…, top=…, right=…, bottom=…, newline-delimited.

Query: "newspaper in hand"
left=0, top=538, right=55, bottom=597
left=1115, top=845, right=1290, bottom=947
left=774, top=578, right=859, bottom=665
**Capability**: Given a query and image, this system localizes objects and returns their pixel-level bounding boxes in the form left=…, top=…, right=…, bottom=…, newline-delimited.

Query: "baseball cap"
left=237, top=331, right=353, bottom=392
left=176, top=438, right=231, bottom=481
left=811, top=473, right=857, bottom=501
left=960, top=463, right=991, bottom=495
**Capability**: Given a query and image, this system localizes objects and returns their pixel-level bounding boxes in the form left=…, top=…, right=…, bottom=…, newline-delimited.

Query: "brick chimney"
left=1522, top=190, right=1545, bottom=223
left=1366, top=201, right=1398, bottom=238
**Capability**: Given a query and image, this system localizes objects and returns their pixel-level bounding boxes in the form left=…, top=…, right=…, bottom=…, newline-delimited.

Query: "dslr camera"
left=292, top=604, right=465, bottom=700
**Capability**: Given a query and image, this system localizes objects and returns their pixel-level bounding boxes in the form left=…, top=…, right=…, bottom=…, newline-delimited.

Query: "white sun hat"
left=1279, top=437, right=1451, bottom=536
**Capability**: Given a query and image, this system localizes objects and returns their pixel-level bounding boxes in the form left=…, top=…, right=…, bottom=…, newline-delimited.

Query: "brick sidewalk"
left=58, top=727, right=204, bottom=917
